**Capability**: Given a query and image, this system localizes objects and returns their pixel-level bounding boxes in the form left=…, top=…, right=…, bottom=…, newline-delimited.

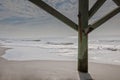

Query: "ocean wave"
left=46, top=42, right=74, bottom=45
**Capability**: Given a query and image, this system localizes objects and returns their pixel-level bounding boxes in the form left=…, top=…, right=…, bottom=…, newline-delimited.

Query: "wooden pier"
left=29, top=0, right=120, bottom=73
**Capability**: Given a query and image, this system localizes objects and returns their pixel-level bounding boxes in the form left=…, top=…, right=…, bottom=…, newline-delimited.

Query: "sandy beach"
left=0, top=46, right=120, bottom=80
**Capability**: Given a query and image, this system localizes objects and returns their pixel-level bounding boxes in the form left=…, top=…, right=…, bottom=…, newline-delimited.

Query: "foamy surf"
left=0, top=37, right=120, bottom=65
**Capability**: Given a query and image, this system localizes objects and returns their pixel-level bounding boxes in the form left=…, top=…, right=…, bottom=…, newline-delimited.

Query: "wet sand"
left=0, top=46, right=120, bottom=80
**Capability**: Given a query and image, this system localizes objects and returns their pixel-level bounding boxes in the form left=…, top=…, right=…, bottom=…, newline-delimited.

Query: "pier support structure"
left=29, top=0, right=120, bottom=73
left=78, top=0, right=88, bottom=72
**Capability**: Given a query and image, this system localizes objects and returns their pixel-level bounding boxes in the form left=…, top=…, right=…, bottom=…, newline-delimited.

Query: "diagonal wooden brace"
left=29, top=0, right=78, bottom=31
left=87, top=7, right=120, bottom=33
left=89, top=0, right=106, bottom=19
left=113, top=0, right=120, bottom=6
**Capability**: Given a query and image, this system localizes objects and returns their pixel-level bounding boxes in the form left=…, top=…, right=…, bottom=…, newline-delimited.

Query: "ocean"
left=0, top=36, right=120, bottom=65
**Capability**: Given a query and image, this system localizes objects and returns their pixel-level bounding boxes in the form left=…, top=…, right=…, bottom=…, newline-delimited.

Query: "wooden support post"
left=78, top=0, right=88, bottom=73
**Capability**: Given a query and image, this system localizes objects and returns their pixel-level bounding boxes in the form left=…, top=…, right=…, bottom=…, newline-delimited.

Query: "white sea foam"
left=0, top=37, right=120, bottom=65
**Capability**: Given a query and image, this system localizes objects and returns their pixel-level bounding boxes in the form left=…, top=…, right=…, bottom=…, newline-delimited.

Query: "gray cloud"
left=0, top=0, right=120, bottom=38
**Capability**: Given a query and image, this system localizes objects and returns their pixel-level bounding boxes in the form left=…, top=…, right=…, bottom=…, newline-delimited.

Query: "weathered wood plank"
left=78, top=0, right=89, bottom=73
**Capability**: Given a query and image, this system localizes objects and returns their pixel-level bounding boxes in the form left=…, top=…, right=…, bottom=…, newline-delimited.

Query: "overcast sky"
left=0, top=0, right=120, bottom=39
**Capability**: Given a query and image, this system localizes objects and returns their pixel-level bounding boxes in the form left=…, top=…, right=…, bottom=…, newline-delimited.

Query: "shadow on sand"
left=78, top=72, right=94, bottom=80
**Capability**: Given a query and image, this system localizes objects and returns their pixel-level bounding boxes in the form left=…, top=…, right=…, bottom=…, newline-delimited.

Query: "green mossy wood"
left=78, top=0, right=88, bottom=73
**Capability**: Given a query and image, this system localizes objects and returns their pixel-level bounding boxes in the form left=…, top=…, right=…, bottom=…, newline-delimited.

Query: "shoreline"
left=0, top=43, right=12, bottom=56
left=0, top=45, right=9, bottom=62
left=0, top=45, right=120, bottom=66
left=0, top=46, right=120, bottom=80
left=0, top=45, right=11, bottom=61
left=0, top=46, right=9, bottom=56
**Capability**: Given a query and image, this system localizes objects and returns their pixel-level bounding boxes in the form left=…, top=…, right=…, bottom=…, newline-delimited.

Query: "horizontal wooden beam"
left=113, top=0, right=120, bottom=6
left=29, top=0, right=78, bottom=31
left=88, top=7, right=120, bottom=33
left=89, top=0, right=106, bottom=19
